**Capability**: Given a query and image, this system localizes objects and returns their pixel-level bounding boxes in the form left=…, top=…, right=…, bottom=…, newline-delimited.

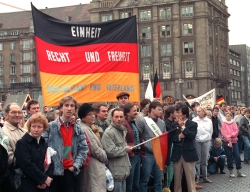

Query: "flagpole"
left=131, top=128, right=178, bottom=149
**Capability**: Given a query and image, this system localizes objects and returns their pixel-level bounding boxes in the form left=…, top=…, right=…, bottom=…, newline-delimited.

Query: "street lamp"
left=175, top=78, right=184, bottom=100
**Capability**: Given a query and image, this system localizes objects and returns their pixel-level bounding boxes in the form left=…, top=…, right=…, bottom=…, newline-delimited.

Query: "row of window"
left=232, top=91, right=241, bottom=99
left=231, top=79, right=241, bottom=88
left=0, top=30, right=19, bottom=37
left=141, top=41, right=194, bottom=57
left=0, top=65, right=33, bottom=75
left=229, top=58, right=240, bottom=66
left=230, top=68, right=241, bottom=76
left=101, top=6, right=194, bottom=22
left=0, top=40, right=31, bottom=51
left=0, top=77, right=31, bottom=87
left=0, top=52, right=32, bottom=62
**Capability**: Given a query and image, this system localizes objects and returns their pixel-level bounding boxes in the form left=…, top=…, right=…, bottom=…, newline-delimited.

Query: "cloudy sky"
left=0, top=0, right=248, bottom=46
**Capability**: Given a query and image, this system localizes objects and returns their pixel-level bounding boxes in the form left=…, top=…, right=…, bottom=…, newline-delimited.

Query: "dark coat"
left=165, top=118, right=174, bottom=132
left=209, top=146, right=225, bottom=163
left=170, top=120, right=199, bottom=162
left=0, top=144, right=8, bottom=184
left=211, top=116, right=219, bottom=139
left=239, top=116, right=250, bottom=137
left=15, top=133, right=54, bottom=192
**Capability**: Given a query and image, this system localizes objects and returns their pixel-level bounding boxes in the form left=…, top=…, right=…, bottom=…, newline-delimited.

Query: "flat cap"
left=116, top=92, right=130, bottom=100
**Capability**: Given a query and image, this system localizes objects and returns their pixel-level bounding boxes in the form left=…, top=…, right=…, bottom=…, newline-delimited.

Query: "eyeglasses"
left=9, top=111, right=23, bottom=115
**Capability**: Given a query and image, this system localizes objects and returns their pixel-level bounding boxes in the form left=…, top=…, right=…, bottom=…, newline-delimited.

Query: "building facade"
left=230, top=44, right=250, bottom=107
left=228, top=49, right=242, bottom=106
left=90, top=0, right=231, bottom=103
left=0, top=5, right=90, bottom=102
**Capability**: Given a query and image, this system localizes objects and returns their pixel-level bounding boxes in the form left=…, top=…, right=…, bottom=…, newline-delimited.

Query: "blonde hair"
left=225, top=111, right=232, bottom=117
left=197, top=106, right=207, bottom=117
left=27, top=113, right=49, bottom=132
left=214, top=138, right=222, bottom=146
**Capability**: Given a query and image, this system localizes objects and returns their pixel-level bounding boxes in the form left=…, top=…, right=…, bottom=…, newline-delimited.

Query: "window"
left=11, top=30, right=19, bottom=36
left=233, top=60, right=236, bottom=65
left=10, top=79, right=16, bottom=84
left=0, top=55, right=3, bottom=63
left=22, top=76, right=31, bottom=83
left=184, top=61, right=194, bottom=78
left=10, top=42, right=15, bottom=50
left=121, top=12, right=131, bottom=19
left=233, top=80, right=237, bottom=86
left=233, top=70, right=236, bottom=76
left=231, top=91, right=234, bottom=99
left=101, top=15, right=112, bottom=22
left=162, top=63, right=171, bottom=79
left=0, top=67, right=3, bottom=75
left=160, top=25, right=171, bottom=37
left=23, top=65, right=31, bottom=73
left=238, top=92, right=241, bottom=99
left=229, top=59, right=232, bottom=64
left=0, top=80, right=3, bottom=88
left=10, top=54, right=15, bottom=62
left=23, top=52, right=31, bottom=61
left=183, top=42, right=194, bottom=54
left=23, top=40, right=30, bottom=49
left=237, top=71, right=240, bottom=76
left=0, top=43, right=3, bottom=50
left=159, top=8, right=171, bottom=19
left=140, top=10, right=151, bottom=21
left=142, top=64, right=150, bottom=80
left=64, top=16, right=70, bottom=22
left=141, top=45, right=151, bottom=57
left=238, top=81, right=241, bottom=87
left=187, top=82, right=193, bottom=89
left=164, top=83, right=171, bottom=91
left=161, top=43, right=172, bottom=56
left=234, top=91, right=237, bottom=99
left=141, top=27, right=151, bottom=39
left=183, top=24, right=193, bottom=35
left=10, top=66, right=15, bottom=75
left=230, top=69, right=233, bottom=74
left=237, top=61, right=240, bottom=67
left=0, top=31, right=7, bottom=36
left=181, top=6, right=193, bottom=17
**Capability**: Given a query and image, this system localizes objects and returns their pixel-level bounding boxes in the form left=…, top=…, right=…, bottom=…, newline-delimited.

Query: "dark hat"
left=116, top=92, right=130, bottom=100
left=78, top=103, right=94, bottom=119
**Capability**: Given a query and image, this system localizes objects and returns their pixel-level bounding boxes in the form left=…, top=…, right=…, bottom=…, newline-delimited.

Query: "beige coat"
left=2, top=121, right=26, bottom=164
left=79, top=122, right=107, bottom=192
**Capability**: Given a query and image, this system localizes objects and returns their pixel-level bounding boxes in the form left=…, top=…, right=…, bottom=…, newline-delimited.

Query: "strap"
left=144, top=116, right=162, bottom=136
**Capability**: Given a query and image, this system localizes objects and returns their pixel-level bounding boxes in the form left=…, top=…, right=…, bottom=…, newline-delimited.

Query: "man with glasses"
left=2, top=103, right=26, bottom=191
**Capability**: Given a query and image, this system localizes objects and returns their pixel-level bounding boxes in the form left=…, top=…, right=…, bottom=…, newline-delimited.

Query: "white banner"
left=183, top=89, right=216, bottom=107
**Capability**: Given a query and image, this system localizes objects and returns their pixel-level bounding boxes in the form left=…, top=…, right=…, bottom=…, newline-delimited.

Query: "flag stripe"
left=35, top=37, right=138, bottom=75
left=40, top=71, right=140, bottom=106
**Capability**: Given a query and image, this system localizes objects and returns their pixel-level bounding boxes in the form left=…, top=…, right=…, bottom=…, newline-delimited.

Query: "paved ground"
left=200, top=154, right=250, bottom=192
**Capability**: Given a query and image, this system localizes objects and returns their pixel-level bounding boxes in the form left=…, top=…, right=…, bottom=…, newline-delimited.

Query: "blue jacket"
left=209, top=145, right=225, bottom=163
left=42, top=118, right=88, bottom=176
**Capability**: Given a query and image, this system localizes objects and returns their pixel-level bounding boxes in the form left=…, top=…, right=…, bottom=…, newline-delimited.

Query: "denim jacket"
left=42, top=118, right=88, bottom=176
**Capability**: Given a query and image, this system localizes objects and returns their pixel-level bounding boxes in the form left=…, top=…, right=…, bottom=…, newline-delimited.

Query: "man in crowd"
left=165, top=105, right=176, bottom=131
left=101, top=108, right=132, bottom=191
left=171, top=103, right=198, bottom=191
left=138, top=98, right=151, bottom=117
left=239, top=107, right=250, bottom=164
left=24, top=99, right=40, bottom=130
left=42, top=96, right=88, bottom=192
left=189, top=102, right=200, bottom=120
left=212, top=107, right=220, bottom=142
left=235, top=107, right=246, bottom=153
left=117, top=92, right=130, bottom=108
left=2, top=103, right=26, bottom=191
left=218, top=102, right=227, bottom=124
left=93, top=103, right=109, bottom=132
left=122, top=103, right=144, bottom=192
left=137, top=101, right=166, bottom=192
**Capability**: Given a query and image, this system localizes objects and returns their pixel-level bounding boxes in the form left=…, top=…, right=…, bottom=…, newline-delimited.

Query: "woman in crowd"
left=221, top=112, right=246, bottom=178
left=15, top=113, right=53, bottom=192
left=192, top=106, right=213, bottom=184
left=78, top=103, right=107, bottom=192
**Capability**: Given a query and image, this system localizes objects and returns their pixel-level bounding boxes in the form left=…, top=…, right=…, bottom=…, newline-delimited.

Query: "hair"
left=162, top=103, right=168, bottom=107
left=225, top=111, right=232, bottom=117
left=212, top=107, right=219, bottom=111
left=214, top=138, right=222, bottom=146
left=123, top=102, right=136, bottom=116
left=175, top=104, right=189, bottom=118
left=143, top=103, right=150, bottom=117
left=4, top=103, right=20, bottom=114
left=59, top=95, right=78, bottom=110
left=245, top=107, right=250, bottom=114
left=197, top=106, right=207, bottom=116
left=219, top=102, right=227, bottom=107
left=46, top=110, right=56, bottom=122
left=190, top=102, right=200, bottom=109
left=26, top=99, right=39, bottom=110
left=149, top=101, right=162, bottom=113
left=140, top=98, right=151, bottom=110
left=111, top=108, right=124, bottom=117
left=165, top=105, right=175, bottom=118
left=93, top=103, right=108, bottom=114
left=206, top=110, right=212, bottom=117
left=27, top=113, right=49, bottom=132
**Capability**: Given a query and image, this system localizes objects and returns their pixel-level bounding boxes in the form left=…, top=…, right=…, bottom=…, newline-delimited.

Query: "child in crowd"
left=208, top=138, right=226, bottom=174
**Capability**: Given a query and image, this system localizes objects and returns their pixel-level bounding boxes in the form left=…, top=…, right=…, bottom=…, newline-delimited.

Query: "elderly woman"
left=15, top=113, right=53, bottom=192
left=192, top=106, right=213, bottom=184
left=78, top=103, right=107, bottom=192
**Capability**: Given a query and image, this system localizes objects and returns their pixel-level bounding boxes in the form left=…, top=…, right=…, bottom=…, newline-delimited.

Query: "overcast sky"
left=0, top=0, right=248, bottom=46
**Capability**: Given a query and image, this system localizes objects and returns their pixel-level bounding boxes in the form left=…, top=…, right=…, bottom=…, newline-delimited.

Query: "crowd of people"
left=0, top=92, right=249, bottom=192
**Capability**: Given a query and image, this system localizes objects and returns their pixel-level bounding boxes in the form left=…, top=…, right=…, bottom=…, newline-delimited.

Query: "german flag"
left=216, top=95, right=225, bottom=104
left=153, top=71, right=162, bottom=99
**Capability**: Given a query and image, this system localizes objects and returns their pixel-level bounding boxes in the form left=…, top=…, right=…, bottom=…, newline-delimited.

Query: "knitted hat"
left=78, top=103, right=94, bottom=119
